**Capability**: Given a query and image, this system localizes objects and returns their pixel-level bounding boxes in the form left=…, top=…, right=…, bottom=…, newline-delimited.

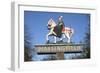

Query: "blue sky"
left=24, top=11, right=90, bottom=45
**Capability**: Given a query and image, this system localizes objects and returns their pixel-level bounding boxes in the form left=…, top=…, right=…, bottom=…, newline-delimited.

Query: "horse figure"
left=46, top=18, right=74, bottom=43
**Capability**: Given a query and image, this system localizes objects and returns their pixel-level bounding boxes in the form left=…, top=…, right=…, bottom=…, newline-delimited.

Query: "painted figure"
left=57, top=16, right=65, bottom=37
left=46, top=16, right=74, bottom=43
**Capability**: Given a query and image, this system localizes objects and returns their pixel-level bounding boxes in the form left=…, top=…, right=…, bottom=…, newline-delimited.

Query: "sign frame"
left=11, top=1, right=97, bottom=71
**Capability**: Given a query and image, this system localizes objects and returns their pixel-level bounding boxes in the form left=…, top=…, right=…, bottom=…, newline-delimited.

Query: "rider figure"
left=57, top=16, right=65, bottom=37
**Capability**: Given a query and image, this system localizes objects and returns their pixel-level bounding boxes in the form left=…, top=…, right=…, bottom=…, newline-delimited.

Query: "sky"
left=24, top=11, right=90, bottom=45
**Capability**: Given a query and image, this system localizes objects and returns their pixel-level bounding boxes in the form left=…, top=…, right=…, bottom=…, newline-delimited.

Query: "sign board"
left=35, top=44, right=84, bottom=54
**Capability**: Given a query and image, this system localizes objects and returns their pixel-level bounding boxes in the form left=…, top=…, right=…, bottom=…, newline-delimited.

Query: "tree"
left=24, top=24, right=34, bottom=61
left=74, top=15, right=90, bottom=59
left=84, top=24, right=90, bottom=58
left=24, top=47, right=32, bottom=61
left=83, top=16, right=90, bottom=58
